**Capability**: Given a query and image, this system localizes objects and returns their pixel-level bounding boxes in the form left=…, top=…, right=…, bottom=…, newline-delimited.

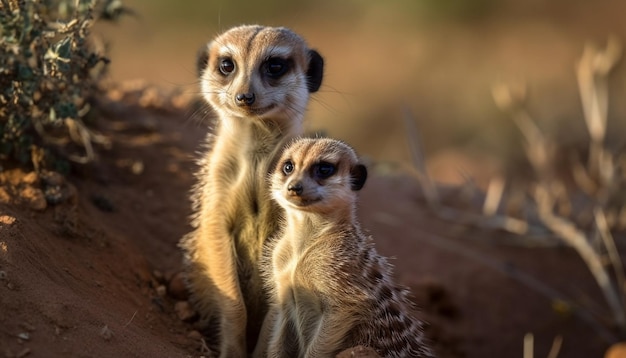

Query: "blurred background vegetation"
left=94, top=0, right=626, bottom=186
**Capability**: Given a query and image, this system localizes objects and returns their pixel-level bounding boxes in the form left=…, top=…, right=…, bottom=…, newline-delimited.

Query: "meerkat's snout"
left=278, top=159, right=323, bottom=206
left=235, top=92, right=256, bottom=106
left=287, top=181, right=303, bottom=196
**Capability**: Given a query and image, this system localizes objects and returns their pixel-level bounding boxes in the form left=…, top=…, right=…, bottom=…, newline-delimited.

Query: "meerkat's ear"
left=306, top=49, right=324, bottom=93
left=196, top=44, right=210, bottom=78
left=350, top=164, right=367, bottom=191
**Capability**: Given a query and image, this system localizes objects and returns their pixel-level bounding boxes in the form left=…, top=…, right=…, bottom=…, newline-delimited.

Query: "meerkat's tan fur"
left=179, top=25, right=323, bottom=357
left=255, top=138, right=433, bottom=358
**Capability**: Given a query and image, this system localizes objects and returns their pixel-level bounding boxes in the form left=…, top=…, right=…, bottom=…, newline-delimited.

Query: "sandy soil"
left=0, top=85, right=622, bottom=357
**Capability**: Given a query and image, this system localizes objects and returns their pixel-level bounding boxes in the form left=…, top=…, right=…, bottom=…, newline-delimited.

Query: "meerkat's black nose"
left=287, top=182, right=303, bottom=196
left=235, top=92, right=255, bottom=106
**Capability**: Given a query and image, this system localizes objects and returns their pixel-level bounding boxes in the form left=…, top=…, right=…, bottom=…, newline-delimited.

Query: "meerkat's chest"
left=201, top=130, right=282, bottom=269
left=273, top=252, right=324, bottom=338
left=272, top=242, right=326, bottom=307
left=206, top=137, right=274, bottom=210
left=273, top=251, right=299, bottom=300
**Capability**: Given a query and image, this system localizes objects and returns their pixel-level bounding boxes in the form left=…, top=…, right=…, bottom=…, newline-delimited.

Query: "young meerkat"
left=255, top=138, right=433, bottom=358
left=180, top=25, right=324, bottom=357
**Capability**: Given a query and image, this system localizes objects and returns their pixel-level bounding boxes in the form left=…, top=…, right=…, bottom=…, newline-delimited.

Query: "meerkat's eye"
left=282, top=160, right=294, bottom=175
left=265, top=58, right=288, bottom=78
left=313, top=162, right=336, bottom=179
left=219, top=58, right=235, bottom=75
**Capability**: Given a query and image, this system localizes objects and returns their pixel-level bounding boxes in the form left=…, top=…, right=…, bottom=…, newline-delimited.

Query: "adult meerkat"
left=256, top=138, right=433, bottom=358
left=180, top=25, right=324, bottom=357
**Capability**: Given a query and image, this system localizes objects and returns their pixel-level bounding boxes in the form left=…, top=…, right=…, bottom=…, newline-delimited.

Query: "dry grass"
left=406, top=37, right=626, bottom=342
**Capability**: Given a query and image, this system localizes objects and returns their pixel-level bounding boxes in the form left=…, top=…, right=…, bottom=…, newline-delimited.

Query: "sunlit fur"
left=179, top=25, right=323, bottom=357
left=255, top=138, right=433, bottom=358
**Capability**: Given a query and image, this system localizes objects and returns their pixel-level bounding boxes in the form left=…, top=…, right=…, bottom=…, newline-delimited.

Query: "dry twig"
left=534, top=186, right=625, bottom=329
left=403, top=107, right=439, bottom=208
left=546, top=335, right=563, bottom=358
left=406, top=36, right=626, bottom=339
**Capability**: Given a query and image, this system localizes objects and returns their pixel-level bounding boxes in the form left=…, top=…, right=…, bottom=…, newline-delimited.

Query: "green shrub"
left=0, top=0, right=123, bottom=173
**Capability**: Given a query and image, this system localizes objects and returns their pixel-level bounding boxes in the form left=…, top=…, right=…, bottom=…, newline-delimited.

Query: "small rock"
left=17, top=332, right=30, bottom=341
left=21, top=172, right=39, bottom=185
left=44, top=185, right=64, bottom=205
left=16, top=347, right=31, bottom=358
left=151, top=296, right=165, bottom=312
left=174, top=301, right=197, bottom=322
left=606, top=342, right=626, bottom=358
left=64, top=183, right=78, bottom=206
left=171, top=92, right=194, bottom=109
left=168, top=271, right=189, bottom=300
left=106, top=87, right=124, bottom=101
left=131, top=161, right=144, bottom=175
left=156, top=285, right=167, bottom=297
left=134, top=260, right=153, bottom=285
left=91, top=194, right=115, bottom=212
left=100, top=325, right=113, bottom=341
left=0, top=271, right=7, bottom=280
left=19, top=323, right=35, bottom=332
left=336, top=346, right=380, bottom=358
left=187, top=330, right=203, bottom=340
left=163, top=270, right=175, bottom=283
left=40, top=171, right=65, bottom=187
left=0, top=215, right=16, bottom=225
left=45, top=181, right=77, bottom=206
left=0, top=187, right=10, bottom=203
left=20, top=187, right=46, bottom=211
left=153, top=270, right=164, bottom=283
left=139, top=86, right=165, bottom=108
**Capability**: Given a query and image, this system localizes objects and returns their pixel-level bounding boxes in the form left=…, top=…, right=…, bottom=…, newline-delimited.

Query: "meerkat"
left=179, top=25, right=324, bottom=357
left=255, top=138, right=433, bottom=358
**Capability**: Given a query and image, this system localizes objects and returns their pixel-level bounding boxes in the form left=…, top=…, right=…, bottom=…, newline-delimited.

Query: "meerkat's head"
left=271, top=138, right=367, bottom=215
left=197, top=25, right=324, bottom=126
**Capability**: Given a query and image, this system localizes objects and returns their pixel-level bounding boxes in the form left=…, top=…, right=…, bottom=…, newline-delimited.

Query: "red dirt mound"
left=0, top=86, right=620, bottom=357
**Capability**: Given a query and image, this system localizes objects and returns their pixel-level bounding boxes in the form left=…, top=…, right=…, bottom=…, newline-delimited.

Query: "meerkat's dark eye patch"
left=264, top=57, right=290, bottom=78
left=219, top=58, right=235, bottom=75
left=282, top=160, right=294, bottom=175
left=312, top=162, right=336, bottom=179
